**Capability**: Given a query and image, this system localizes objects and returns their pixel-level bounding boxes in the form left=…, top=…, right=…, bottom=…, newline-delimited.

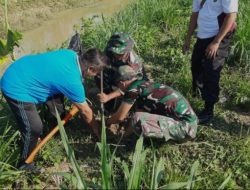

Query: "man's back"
left=1, top=49, right=85, bottom=103
left=123, top=80, right=197, bottom=124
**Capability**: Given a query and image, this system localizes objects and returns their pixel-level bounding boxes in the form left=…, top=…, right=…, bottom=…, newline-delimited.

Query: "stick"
left=100, top=70, right=104, bottom=114
left=25, top=106, right=79, bottom=164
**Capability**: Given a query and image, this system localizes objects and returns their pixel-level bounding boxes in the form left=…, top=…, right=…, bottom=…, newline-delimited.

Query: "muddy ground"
left=0, top=0, right=99, bottom=37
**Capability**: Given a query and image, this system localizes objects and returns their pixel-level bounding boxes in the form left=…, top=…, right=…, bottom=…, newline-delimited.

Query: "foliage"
left=0, top=0, right=22, bottom=65
left=96, top=114, right=112, bottom=189
left=0, top=0, right=249, bottom=188
left=56, top=109, right=87, bottom=189
left=0, top=30, right=22, bottom=58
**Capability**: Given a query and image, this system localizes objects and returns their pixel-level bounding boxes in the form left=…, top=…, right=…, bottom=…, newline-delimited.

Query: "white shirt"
left=192, top=0, right=238, bottom=39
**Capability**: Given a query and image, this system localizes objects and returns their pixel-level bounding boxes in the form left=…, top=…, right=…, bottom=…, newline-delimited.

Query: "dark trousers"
left=191, top=32, right=234, bottom=104
left=3, top=94, right=65, bottom=165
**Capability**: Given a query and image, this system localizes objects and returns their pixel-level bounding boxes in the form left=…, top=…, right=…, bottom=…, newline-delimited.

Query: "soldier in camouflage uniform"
left=96, top=32, right=147, bottom=113
left=107, top=65, right=198, bottom=142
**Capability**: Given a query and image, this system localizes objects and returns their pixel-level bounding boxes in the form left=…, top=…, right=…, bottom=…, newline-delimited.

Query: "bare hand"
left=97, top=93, right=109, bottom=103
left=182, top=39, right=191, bottom=54
left=205, top=41, right=220, bottom=59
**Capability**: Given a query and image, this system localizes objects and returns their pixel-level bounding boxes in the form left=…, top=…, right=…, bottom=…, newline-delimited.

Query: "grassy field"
left=0, top=0, right=250, bottom=188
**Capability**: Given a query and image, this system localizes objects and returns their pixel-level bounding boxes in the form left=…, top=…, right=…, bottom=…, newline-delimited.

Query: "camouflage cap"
left=115, top=65, right=137, bottom=83
left=106, top=32, right=134, bottom=55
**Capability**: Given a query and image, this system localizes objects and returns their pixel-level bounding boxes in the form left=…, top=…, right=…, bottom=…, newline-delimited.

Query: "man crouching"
left=104, top=65, right=198, bottom=142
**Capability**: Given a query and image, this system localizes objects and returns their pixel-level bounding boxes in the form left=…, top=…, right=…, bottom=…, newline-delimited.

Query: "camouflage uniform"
left=95, top=32, right=147, bottom=112
left=120, top=73, right=198, bottom=141
left=105, top=32, right=145, bottom=79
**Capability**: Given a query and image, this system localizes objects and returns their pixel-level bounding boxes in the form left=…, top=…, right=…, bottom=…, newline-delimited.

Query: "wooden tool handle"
left=25, top=106, right=79, bottom=164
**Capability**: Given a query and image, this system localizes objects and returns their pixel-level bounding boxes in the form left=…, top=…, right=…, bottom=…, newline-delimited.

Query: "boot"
left=19, top=162, right=45, bottom=174
left=198, top=102, right=214, bottom=124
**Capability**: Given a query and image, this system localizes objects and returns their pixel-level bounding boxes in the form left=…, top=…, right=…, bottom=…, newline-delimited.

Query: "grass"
left=0, top=0, right=250, bottom=188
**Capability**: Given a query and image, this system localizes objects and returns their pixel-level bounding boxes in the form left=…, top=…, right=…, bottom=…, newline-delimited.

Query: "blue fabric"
left=1, top=49, right=86, bottom=104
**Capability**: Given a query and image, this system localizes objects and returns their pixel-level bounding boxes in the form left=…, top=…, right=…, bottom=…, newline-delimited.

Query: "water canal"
left=14, top=0, right=131, bottom=58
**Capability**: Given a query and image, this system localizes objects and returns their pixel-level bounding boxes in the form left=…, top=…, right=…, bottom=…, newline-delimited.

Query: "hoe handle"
left=25, top=106, right=79, bottom=164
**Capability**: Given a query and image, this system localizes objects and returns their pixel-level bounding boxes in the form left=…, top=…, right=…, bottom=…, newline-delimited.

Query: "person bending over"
left=106, top=65, right=198, bottom=142
left=0, top=48, right=108, bottom=172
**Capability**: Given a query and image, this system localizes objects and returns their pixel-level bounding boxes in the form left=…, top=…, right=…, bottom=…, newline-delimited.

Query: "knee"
left=131, top=112, right=146, bottom=125
left=31, top=122, right=43, bottom=137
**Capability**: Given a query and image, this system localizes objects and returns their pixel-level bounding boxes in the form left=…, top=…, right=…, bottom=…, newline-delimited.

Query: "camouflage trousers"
left=131, top=112, right=198, bottom=141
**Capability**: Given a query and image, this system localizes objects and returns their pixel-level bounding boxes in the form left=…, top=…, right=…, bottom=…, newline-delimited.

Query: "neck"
left=78, top=57, right=86, bottom=76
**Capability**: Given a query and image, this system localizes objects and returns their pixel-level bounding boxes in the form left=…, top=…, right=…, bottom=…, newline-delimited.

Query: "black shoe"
left=198, top=109, right=214, bottom=124
left=19, top=162, right=45, bottom=174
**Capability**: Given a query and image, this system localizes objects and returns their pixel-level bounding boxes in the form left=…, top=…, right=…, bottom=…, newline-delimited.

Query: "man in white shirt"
left=183, top=0, right=238, bottom=124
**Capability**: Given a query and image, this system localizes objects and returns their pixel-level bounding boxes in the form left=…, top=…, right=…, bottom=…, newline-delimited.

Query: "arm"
left=97, top=89, right=123, bottom=103
left=107, top=102, right=133, bottom=125
left=73, top=102, right=100, bottom=139
left=183, top=12, right=199, bottom=54
left=206, top=12, right=237, bottom=58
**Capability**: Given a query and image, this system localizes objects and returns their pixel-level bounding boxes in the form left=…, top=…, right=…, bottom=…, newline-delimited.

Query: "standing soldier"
left=183, top=0, right=238, bottom=123
left=96, top=32, right=147, bottom=113
left=106, top=66, right=198, bottom=142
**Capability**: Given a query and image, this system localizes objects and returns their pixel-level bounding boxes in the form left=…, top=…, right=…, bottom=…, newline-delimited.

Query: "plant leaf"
left=186, top=160, right=199, bottom=190
left=218, top=174, right=232, bottom=190
left=159, top=182, right=188, bottom=190
left=56, top=109, right=87, bottom=189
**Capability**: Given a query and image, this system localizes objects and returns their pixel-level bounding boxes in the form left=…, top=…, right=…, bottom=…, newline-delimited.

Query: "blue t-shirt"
left=1, top=49, right=86, bottom=104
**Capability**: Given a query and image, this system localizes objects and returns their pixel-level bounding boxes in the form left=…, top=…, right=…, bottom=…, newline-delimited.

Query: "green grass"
left=0, top=0, right=250, bottom=188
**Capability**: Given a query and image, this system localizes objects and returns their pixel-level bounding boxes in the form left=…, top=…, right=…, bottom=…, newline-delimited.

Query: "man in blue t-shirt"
left=0, top=48, right=108, bottom=173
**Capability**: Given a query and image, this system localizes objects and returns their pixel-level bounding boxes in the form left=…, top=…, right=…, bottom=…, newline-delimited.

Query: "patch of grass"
left=0, top=0, right=249, bottom=188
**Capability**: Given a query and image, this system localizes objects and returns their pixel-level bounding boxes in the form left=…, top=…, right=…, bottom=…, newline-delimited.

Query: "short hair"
left=80, top=48, right=108, bottom=71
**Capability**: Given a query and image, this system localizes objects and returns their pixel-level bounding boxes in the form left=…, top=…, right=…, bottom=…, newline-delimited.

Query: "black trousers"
left=191, top=32, right=234, bottom=104
left=3, top=94, right=65, bottom=165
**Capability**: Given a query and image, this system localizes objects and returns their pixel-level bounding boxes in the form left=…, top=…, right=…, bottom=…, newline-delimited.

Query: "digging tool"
left=25, top=106, right=79, bottom=164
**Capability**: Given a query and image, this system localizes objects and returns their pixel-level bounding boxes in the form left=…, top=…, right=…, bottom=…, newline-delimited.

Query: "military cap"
left=106, top=32, right=134, bottom=54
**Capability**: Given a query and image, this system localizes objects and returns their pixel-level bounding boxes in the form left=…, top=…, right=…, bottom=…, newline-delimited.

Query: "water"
left=14, top=0, right=131, bottom=58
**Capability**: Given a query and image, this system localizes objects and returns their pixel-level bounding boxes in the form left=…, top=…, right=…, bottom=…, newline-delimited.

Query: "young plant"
left=56, top=109, right=87, bottom=189
left=96, top=114, right=112, bottom=189
left=0, top=0, right=22, bottom=64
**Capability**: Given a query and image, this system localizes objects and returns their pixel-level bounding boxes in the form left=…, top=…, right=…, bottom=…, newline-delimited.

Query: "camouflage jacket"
left=123, top=80, right=198, bottom=124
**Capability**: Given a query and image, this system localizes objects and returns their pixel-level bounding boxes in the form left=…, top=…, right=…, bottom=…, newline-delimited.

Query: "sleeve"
left=222, top=0, right=238, bottom=13
left=192, top=0, right=201, bottom=12
left=122, top=89, right=139, bottom=105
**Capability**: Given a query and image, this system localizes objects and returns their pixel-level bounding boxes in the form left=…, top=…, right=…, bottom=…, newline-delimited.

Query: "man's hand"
left=182, top=39, right=191, bottom=54
left=205, top=41, right=220, bottom=59
left=97, top=93, right=110, bottom=103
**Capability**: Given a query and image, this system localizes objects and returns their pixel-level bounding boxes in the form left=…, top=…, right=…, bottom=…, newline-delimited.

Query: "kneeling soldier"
left=106, top=65, right=198, bottom=142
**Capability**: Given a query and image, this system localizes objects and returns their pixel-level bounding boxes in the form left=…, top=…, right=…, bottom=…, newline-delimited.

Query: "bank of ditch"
left=0, top=0, right=98, bottom=37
